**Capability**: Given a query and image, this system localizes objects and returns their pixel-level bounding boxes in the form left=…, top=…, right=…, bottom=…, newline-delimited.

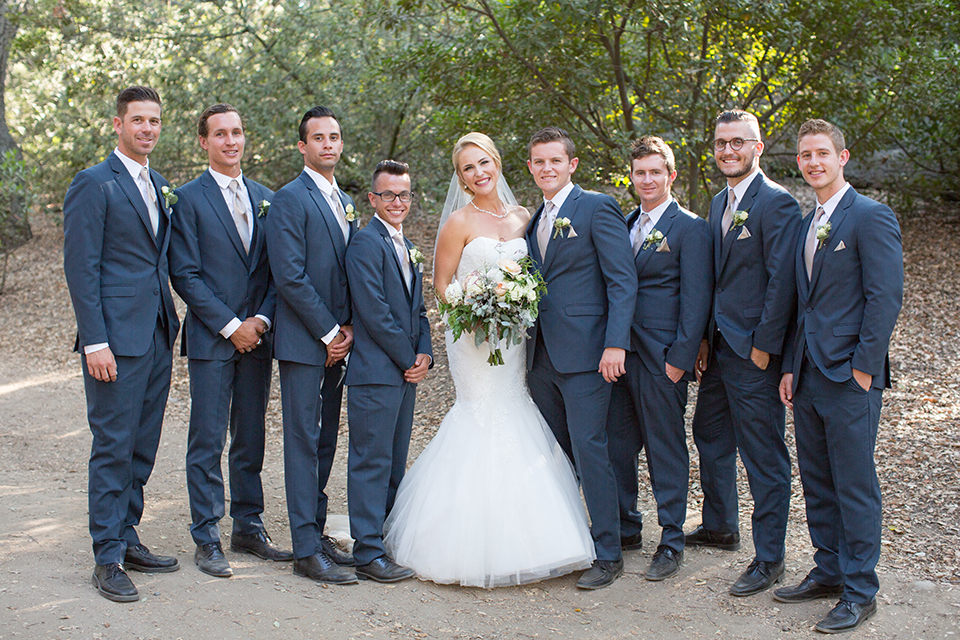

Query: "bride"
left=383, top=133, right=595, bottom=588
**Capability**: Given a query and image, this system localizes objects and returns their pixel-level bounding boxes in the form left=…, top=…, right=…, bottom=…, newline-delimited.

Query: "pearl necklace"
left=471, top=201, right=508, bottom=219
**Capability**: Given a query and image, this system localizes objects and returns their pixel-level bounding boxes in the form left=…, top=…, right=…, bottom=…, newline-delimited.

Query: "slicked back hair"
left=372, top=159, right=410, bottom=191
left=299, top=106, right=341, bottom=143
left=198, top=103, right=243, bottom=138
left=797, top=118, right=846, bottom=154
left=116, top=86, right=161, bottom=119
left=527, top=127, right=576, bottom=160
left=715, top=109, right=761, bottom=139
left=630, top=135, right=676, bottom=174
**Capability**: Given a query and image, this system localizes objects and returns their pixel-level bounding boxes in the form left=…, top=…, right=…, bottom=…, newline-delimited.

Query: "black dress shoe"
left=730, top=558, right=784, bottom=596
left=645, top=546, right=682, bottom=581
left=195, top=542, right=233, bottom=578
left=294, top=553, right=359, bottom=585
left=576, top=558, right=624, bottom=590
left=92, top=563, right=139, bottom=602
left=774, top=575, right=844, bottom=603
left=355, top=556, right=415, bottom=583
left=684, top=526, right=741, bottom=551
left=124, top=543, right=180, bottom=573
left=231, top=531, right=294, bottom=562
left=620, top=531, right=643, bottom=551
left=320, top=534, right=356, bottom=566
left=815, top=599, right=877, bottom=634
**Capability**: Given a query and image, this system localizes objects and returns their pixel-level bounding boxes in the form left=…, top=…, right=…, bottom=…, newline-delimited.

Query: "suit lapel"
left=796, top=208, right=815, bottom=299
left=808, top=188, right=855, bottom=292
left=525, top=202, right=546, bottom=265
left=718, top=174, right=761, bottom=276
left=374, top=218, right=413, bottom=299
left=202, top=170, right=250, bottom=267
left=301, top=172, right=348, bottom=271
left=109, top=154, right=155, bottom=246
left=634, top=201, right=679, bottom=276
left=244, top=177, right=266, bottom=271
left=543, top=185, right=583, bottom=271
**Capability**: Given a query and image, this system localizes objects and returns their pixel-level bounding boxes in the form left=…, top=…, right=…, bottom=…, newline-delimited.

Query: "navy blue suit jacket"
left=524, top=185, right=637, bottom=374
left=784, top=187, right=903, bottom=390
left=625, top=201, right=713, bottom=381
left=266, top=171, right=357, bottom=366
left=708, top=172, right=802, bottom=359
left=169, top=170, right=276, bottom=361
left=63, top=153, right=180, bottom=355
left=344, top=217, right=432, bottom=387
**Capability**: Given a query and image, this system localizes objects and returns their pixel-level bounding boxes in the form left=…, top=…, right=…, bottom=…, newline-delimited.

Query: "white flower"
left=344, top=203, right=357, bottom=222
left=258, top=199, right=270, bottom=218
left=444, top=280, right=464, bottom=305
left=463, top=273, right=484, bottom=299
left=160, top=184, right=178, bottom=208
left=732, top=210, right=749, bottom=228
left=552, top=217, right=572, bottom=239
left=498, top=258, right=522, bottom=276
left=816, top=221, right=832, bottom=249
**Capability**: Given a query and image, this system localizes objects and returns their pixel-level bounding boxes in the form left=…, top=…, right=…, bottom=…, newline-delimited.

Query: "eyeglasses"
left=714, top=138, right=759, bottom=152
left=371, top=190, right=415, bottom=203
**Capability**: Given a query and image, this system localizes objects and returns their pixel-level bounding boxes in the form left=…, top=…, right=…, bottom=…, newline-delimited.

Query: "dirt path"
left=1, top=199, right=958, bottom=639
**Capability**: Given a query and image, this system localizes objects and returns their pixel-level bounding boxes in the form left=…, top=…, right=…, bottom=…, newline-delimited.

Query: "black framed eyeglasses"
left=371, top=190, right=415, bottom=203
left=714, top=138, right=759, bottom=152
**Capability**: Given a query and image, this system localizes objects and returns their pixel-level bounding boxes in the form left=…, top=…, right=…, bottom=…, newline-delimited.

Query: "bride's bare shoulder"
left=507, top=204, right=532, bottom=223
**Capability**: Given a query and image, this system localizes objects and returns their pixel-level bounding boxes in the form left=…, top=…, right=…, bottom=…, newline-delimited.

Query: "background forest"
left=1, top=0, right=958, bottom=254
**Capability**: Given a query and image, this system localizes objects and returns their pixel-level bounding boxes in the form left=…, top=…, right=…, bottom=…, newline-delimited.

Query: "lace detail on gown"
left=383, top=237, right=595, bottom=588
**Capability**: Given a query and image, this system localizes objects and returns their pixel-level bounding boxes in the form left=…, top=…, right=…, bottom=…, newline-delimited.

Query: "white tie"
left=805, top=206, right=825, bottom=279
left=537, top=201, right=556, bottom=258
left=632, top=212, right=650, bottom=256
left=721, top=188, right=736, bottom=239
left=229, top=179, right=251, bottom=254
left=394, top=234, right=413, bottom=289
left=140, top=165, right=159, bottom=236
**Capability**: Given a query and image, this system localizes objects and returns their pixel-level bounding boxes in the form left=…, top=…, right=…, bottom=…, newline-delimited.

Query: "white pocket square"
left=834, top=240, right=846, bottom=252
left=737, top=226, right=751, bottom=240
left=567, top=227, right=578, bottom=238
left=656, top=238, right=671, bottom=252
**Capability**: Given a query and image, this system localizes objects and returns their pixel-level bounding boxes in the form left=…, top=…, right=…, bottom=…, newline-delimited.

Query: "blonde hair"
left=451, top=132, right=502, bottom=196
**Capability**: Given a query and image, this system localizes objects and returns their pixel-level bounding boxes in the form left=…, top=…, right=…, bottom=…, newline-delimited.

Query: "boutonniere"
left=409, top=246, right=425, bottom=273
left=257, top=199, right=270, bottom=218
left=553, top=217, right=575, bottom=239
left=642, top=228, right=665, bottom=251
left=731, top=210, right=749, bottom=229
left=160, top=185, right=178, bottom=209
left=816, top=222, right=832, bottom=250
left=344, top=203, right=357, bottom=223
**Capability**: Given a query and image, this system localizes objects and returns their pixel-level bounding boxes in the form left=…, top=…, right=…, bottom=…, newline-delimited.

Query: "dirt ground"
left=1, top=187, right=958, bottom=639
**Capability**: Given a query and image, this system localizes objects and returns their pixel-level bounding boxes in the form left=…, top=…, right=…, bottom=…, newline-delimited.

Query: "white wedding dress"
left=383, top=237, right=595, bottom=588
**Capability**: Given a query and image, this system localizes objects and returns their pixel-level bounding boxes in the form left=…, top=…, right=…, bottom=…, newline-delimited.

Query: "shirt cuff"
left=255, top=314, right=272, bottom=331
left=84, top=342, right=109, bottom=355
left=321, top=324, right=341, bottom=345
left=220, top=317, right=242, bottom=339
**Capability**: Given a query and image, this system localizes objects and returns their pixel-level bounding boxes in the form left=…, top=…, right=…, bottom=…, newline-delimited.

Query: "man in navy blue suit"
left=688, top=110, right=802, bottom=596
left=266, top=107, right=359, bottom=585
left=344, top=160, right=432, bottom=583
left=524, top=127, right=637, bottom=590
left=169, top=103, right=292, bottom=579
left=607, top=136, right=712, bottom=581
left=774, top=119, right=902, bottom=634
left=63, top=86, right=181, bottom=602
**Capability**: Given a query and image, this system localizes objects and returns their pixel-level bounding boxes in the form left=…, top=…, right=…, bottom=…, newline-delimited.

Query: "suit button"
left=154, top=289, right=159, bottom=295
left=806, top=307, right=813, bottom=313
left=718, top=288, right=723, bottom=293
left=338, top=302, right=344, bottom=309
left=340, top=279, right=347, bottom=286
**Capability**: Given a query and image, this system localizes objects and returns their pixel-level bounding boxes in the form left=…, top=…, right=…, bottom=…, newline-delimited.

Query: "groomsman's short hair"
left=299, top=106, right=341, bottom=143
left=715, top=109, right=761, bottom=138
left=372, top=159, right=410, bottom=190
left=116, top=86, right=161, bottom=118
left=528, top=127, right=576, bottom=160
left=452, top=132, right=502, bottom=196
left=630, top=136, right=676, bottom=174
left=198, top=103, right=244, bottom=138
left=797, top=119, right=846, bottom=154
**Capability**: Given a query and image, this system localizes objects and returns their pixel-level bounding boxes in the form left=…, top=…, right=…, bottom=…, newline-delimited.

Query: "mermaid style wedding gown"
left=383, top=237, right=595, bottom=588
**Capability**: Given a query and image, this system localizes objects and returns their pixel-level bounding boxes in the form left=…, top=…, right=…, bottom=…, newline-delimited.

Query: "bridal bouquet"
left=439, top=256, right=547, bottom=365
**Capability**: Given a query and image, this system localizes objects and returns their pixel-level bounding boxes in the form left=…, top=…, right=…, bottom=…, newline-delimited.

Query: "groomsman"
left=63, top=86, right=181, bottom=602
left=607, top=136, right=712, bottom=581
left=688, top=110, right=802, bottom=596
left=169, top=103, right=292, bottom=578
left=525, top=127, right=637, bottom=590
left=775, top=119, right=902, bottom=634
left=266, top=106, right=358, bottom=585
left=345, top=160, right=432, bottom=582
